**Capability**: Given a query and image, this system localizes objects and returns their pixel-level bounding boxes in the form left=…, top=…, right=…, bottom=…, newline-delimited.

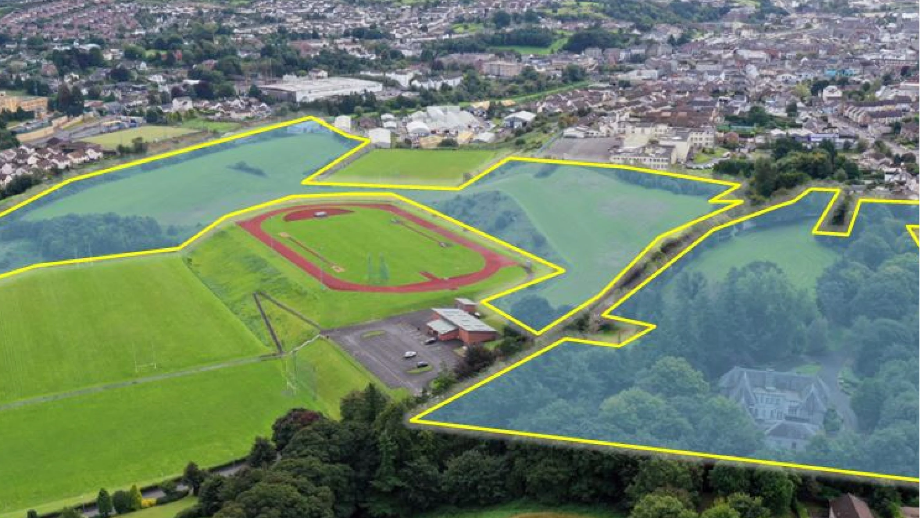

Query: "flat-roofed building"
left=260, top=77, right=383, bottom=103
left=0, top=91, right=49, bottom=116
left=483, top=60, right=523, bottom=78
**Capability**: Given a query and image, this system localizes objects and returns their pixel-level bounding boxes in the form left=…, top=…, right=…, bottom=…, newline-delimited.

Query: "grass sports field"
left=0, top=256, right=264, bottom=404
left=256, top=204, right=487, bottom=286
left=186, top=222, right=535, bottom=330
left=677, top=222, right=837, bottom=291
left=0, top=342, right=385, bottom=517
left=80, top=126, right=199, bottom=149
left=324, top=148, right=503, bottom=187
left=489, top=36, right=569, bottom=56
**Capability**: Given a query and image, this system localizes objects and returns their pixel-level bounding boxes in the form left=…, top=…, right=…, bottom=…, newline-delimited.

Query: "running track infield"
left=237, top=202, right=518, bottom=293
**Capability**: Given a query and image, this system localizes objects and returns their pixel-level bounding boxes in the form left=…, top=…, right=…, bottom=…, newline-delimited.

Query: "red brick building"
left=426, top=307, right=498, bottom=345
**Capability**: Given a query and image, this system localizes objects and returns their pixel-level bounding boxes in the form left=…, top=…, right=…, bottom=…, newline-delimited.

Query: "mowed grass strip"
left=327, top=148, right=503, bottom=186
left=0, top=256, right=266, bottom=404
left=260, top=206, right=485, bottom=285
left=0, top=340, right=382, bottom=517
left=80, top=126, right=199, bottom=150
left=185, top=225, right=531, bottom=330
left=124, top=497, right=198, bottom=518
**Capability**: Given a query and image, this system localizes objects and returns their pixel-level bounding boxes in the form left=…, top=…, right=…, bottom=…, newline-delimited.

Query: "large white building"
left=260, top=77, right=383, bottom=103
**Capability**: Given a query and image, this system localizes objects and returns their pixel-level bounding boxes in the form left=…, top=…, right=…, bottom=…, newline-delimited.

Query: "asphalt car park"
left=326, top=310, right=463, bottom=394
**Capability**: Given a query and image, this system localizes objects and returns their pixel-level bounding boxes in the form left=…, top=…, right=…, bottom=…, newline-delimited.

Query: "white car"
left=404, top=351, right=418, bottom=359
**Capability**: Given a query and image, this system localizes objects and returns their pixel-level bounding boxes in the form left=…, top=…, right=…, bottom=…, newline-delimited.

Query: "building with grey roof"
left=719, top=367, right=831, bottom=451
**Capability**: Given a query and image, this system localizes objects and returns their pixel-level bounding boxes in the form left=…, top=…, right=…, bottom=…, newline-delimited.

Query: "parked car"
left=404, top=351, right=418, bottom=359
left=416, top=361, right=430, bottom=368
left=424, top=337, right=437, bottom=345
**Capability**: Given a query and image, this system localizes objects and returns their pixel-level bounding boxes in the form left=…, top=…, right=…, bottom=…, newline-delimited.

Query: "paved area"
left=326, top=309, right=463, bottom=394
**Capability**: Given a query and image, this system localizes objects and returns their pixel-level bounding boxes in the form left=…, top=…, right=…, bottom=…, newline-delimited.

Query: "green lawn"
left=179, top=118, right=242, bottom=134
left=185, top=223, right=534, bottom=330
left=0, top=351, right=381, bottom=517
left=467, top=164, right=720, bottom=305
left=131, top=497, right=198, bottom=518
left=259, top=205, right=485, bottom=285
left=326, top=149, right=503, bottom=187
left=81, top=126, right=199, bottom=149
left=490, top=36, right=569, bottom=56
left=678, top=223, right=837, bottom=291
left=417, top=500, right=624, bottom=518
left=0, top=256, right=266, bottom=404
left=21, top=126, right=356, bottom=228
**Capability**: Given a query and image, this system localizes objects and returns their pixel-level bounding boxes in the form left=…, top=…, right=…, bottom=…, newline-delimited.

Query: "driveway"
left=326, top=310, right=463, bottom=394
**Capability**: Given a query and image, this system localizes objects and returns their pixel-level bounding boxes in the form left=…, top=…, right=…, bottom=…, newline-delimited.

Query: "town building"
left=260, top=76, right=383, bottom=103
left=368, top=128, right=392, bottom=148
left=0, top=91, right=49, bottom=117
left=829, top=494, right=873, bottom=518
left=503, top=111, right=536, bottom=129
left=483, top=60, right=523, bottom=78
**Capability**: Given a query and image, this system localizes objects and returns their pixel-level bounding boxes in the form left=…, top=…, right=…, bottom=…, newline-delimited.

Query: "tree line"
left=138, top=385, right=918, bottom=518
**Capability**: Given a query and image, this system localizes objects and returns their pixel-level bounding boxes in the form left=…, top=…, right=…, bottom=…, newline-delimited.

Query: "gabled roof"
left=829, top=494, right=874, bottom=518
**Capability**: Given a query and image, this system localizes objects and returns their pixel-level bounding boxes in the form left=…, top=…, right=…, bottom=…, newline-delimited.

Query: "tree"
left=626, top=459, right=699, bottom=505
left=272, top=408, right=322, bottom=451
left=629, top=493, right=697, bottom=518
left=721, top=493, right=770, bottom=518
left=26, top=511, right=38, bottom=518
left=492, top=10, right=512, bottom=28
left=58, top=509, right=81, bottom=518
left=708, top=464, right=751, bottom=496
left=750, top=470, right=794, bottom=515
left=235, top=481, right=334, bottom=518
left=97, top=488, right=114, bottom=518
left=183, top=462, right=207, bottom=495
left=785, top=101, right=798, bottom=117
left=636, top=357, right=708, bottom=398
left=701, top=504, right=741, bottom=518
left=454, top=343, right=495, bottom=379
left=198, top=476, right=226, bottom=516
left=111, top=490, right=133, bottom=514
left=441, top=450, right=508, bottom=506
left=248, top=436, right=277, bottom=468
left=129, top=484, right=143, bottom=511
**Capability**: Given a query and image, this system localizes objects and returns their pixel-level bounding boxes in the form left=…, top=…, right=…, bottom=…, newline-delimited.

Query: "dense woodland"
left=160, top=386, right=916, bottom=518
left=714, top=138, right=876, bottom=199
left=426, top=205, right=918, bottom=478
left=0, top=213, right=180, bottom=270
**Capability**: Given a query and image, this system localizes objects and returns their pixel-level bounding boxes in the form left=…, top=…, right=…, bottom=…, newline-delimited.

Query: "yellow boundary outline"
left=305, top=152, right=746, bottom=335
left=0, top=115, right=369, bottom=223
left=2, top=114, right=917, bottom=481
left=411, top=187, right=920, bottom=483
left=0, top=190, right=561, bottom=283
left=0, top=116, right=370, bottom=281
left=0, top=117, right=744, bottom=335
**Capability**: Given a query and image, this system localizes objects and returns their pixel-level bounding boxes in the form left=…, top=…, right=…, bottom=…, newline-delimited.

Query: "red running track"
left=237, top=202, right=517, bottom=293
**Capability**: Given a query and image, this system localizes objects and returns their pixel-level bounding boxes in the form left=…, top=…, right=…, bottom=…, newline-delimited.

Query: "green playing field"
left=258, top=205, right=486, bottom=285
